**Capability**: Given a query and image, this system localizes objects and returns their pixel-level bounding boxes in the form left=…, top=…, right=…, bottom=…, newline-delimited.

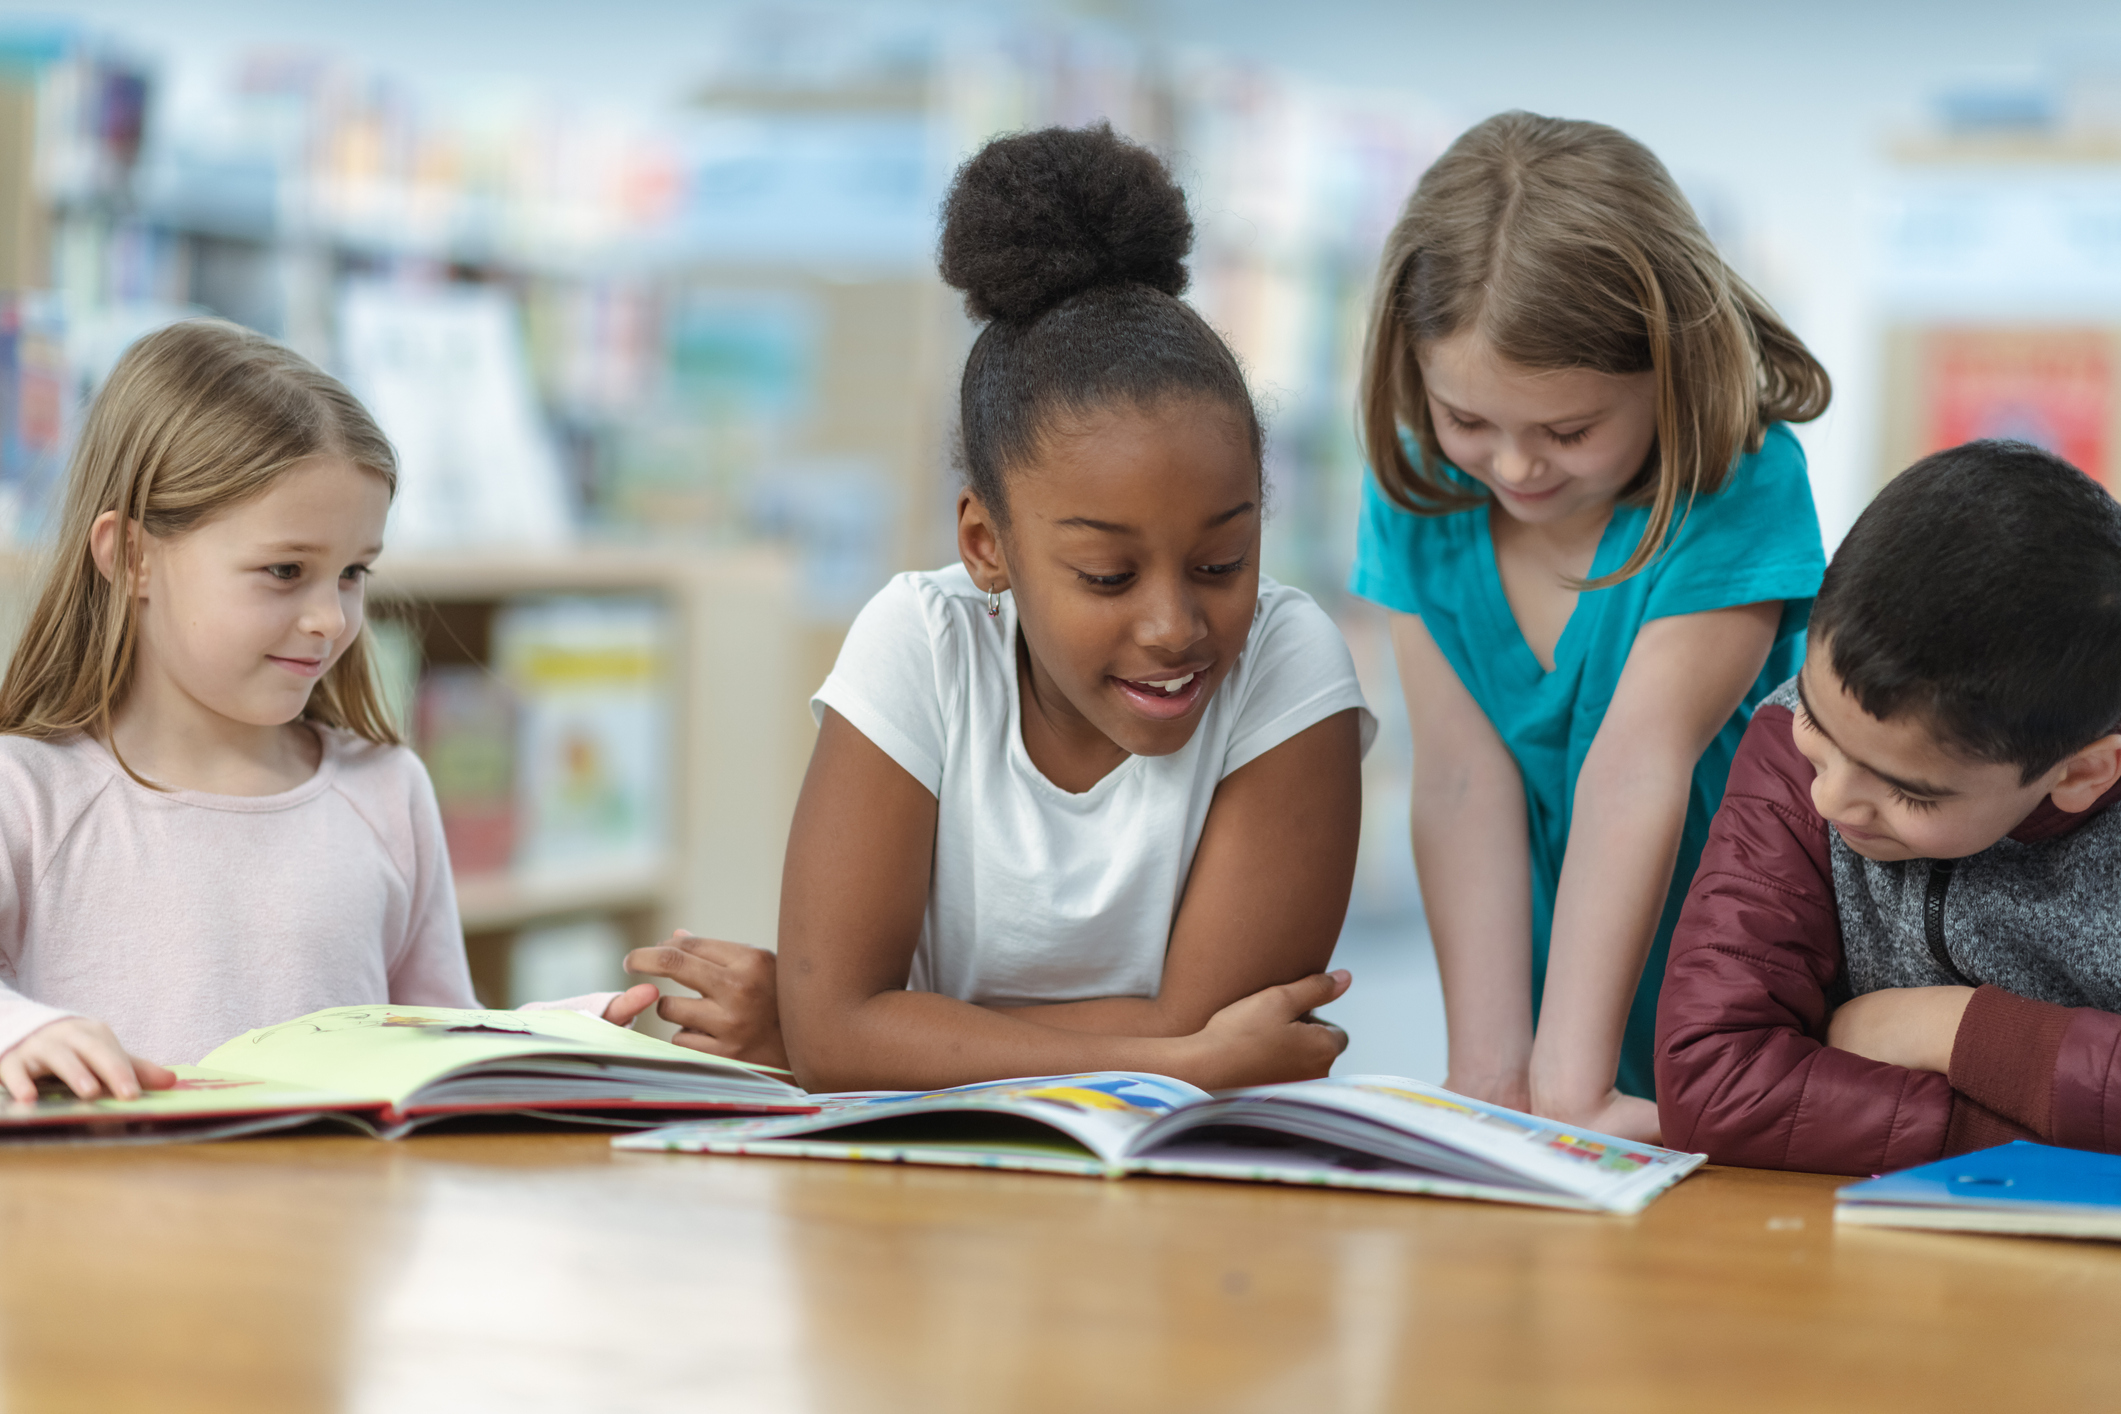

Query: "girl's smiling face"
left=114, top=454, right=390, bottom=731
left=1419, top=328, right=1658, bottom=529
left=958, top=396, right=1260, bottom=770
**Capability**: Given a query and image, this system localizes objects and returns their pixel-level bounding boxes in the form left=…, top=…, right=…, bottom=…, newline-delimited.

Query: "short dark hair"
left=937, top=122, right=1261, bottom=525
left=1811, top=439, right=2121, bottom=781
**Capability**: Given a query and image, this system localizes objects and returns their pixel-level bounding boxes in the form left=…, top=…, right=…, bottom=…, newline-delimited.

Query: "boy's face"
left=1791, top=639, right=2063, bottom=862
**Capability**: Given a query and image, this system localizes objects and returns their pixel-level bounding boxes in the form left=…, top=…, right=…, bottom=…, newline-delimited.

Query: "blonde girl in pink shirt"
left=0, top=319, right=661, bottom=1102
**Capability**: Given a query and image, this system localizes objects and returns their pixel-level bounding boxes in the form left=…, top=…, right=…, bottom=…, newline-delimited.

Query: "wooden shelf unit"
left=0, top=543, right=811, bottom=1010
left=365, top=543, right=809, bottom=1005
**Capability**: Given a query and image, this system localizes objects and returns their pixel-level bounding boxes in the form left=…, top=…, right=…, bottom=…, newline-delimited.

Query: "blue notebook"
left=1835, top=1141, right=2121, bottom=1239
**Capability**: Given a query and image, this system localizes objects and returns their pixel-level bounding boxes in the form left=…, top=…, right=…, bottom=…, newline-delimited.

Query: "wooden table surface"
left=1, top=1133, right=2114, bottom=1413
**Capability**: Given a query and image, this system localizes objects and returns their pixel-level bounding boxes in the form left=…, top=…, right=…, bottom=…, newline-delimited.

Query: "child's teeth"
left=1152, top=673, right=1195, bottom=695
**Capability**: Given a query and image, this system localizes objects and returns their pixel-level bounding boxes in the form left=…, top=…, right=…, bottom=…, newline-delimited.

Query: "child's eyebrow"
left=1053, top=501, right=1254, bottom=535
left=1795, top=669, right=1959, bottom=799
left=258, top=541, right=386, bottom=558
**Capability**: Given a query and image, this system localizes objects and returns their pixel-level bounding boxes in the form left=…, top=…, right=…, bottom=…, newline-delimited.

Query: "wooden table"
left=1, top=1134, right=2114, bottom=1413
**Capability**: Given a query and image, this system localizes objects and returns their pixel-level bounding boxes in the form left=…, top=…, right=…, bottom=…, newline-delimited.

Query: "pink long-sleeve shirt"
left=0, top=726, right=571, bottom=1065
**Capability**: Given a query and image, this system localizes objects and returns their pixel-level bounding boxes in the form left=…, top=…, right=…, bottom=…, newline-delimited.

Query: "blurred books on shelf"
left=492, top=595, right=671, bottom=878
left=415, top=663, right=518, bottom=877
left=340, top=281, right=575, bottom=549
left=0, top=294, right=67, bottom=541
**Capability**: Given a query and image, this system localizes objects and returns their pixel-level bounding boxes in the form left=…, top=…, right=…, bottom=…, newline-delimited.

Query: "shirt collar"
left=2009, top=773, right=2121, bottom=844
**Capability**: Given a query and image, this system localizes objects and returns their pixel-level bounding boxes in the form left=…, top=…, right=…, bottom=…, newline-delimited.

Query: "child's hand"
left=0, top=1017, right=175, bottom=1103
left=1443, top=1070, right=1532, bottom=1114
left=599, top=984, right=663, bottom=1028
left=1826, top=985, right=1975, bottom=1074
left=1544, top=1090, right=1661, bottom=1145
left=623, top=932, right=788, bottom=1071
left=1527, top=1069, right=1662, bottom=1143
left=1185, top=970, right=1352, bottom=1089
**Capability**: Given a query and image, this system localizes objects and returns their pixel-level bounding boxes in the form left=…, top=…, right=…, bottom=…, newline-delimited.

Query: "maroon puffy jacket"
left=1655, top=702, right=2121, bottom=1175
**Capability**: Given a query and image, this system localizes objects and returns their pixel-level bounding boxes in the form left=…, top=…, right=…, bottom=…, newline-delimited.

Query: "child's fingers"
left=666, top=1028, right=744, bottom=1060
left=655, top=992, right=746, bottom=1038
left=38, top=1045, right=106, bottom=1100
left=81, top=1039, right=144, bottom=1100
left=1275, top=969, right=1353, bottom=1017
left=0, top=1053, right=36, bottom=1104
left=623, top=944, right=715, bottom=993
left=133, top=1058, right=177, bottom=1091
left=600, top=983, right=662, bottom=1025
left=671, top=935, right=776, bottom=976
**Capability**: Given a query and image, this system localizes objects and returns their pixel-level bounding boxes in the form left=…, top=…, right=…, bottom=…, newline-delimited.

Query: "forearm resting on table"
left=988, top=995, right=1193, bottom=1037
left=787, top=988, right=1199, bottom=1093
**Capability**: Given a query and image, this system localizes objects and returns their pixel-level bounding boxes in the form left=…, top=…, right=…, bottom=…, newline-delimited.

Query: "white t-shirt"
left=811, top=564, right=1375, bottom=1006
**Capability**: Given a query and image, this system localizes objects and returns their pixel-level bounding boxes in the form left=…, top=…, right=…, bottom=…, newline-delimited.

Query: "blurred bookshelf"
left=0, top=15, right=1457, bottom=990
left=366, top=546, right=806, bottom=1010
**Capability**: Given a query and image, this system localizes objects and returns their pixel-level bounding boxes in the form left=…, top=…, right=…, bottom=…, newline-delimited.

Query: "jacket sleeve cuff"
left=1943, top=1094, right=2037, bottom=1155
left=1947, top=985, right=2074, bottom=1137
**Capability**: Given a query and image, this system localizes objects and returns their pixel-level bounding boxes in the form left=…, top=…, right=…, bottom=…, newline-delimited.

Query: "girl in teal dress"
left=1349, top=112, right=1831, bottom=1142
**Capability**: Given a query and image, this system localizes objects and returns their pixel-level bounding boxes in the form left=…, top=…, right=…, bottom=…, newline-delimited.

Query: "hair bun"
left=939, top=122, right=1193, bottom=323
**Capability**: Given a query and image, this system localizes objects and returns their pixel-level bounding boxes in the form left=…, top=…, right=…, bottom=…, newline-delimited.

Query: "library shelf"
left=365, top=542, right=808, bottom=970
left=452, top=861, right=670, bottom=935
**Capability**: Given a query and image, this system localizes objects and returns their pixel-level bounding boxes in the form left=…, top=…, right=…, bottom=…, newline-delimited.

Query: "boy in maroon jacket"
left=1656, top=440, right=2121, bottom=1175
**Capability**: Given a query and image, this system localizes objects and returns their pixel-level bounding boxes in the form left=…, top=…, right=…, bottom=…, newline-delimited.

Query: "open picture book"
left=615, top=1071, right=1706, bottom=1214
left=0, top=1004, right=814, bottom=1145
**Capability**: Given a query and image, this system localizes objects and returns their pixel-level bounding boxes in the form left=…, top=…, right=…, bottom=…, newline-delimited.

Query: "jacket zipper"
left=1923, top=858, right=1975, bottom=987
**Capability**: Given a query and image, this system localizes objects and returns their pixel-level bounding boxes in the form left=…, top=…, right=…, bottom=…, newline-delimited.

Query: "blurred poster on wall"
left=1924, top=328, right=2113, bottom=482
left=339, top=281, right=575, bottom=549
left=1882, top=325, right=2121, bottom=490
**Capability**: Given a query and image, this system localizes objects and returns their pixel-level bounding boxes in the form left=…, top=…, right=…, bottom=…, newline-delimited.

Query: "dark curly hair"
left=938, top=122, right=1261, bottom=525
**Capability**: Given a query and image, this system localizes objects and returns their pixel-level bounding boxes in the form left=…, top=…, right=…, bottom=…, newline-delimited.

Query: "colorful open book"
left=616, top=1071, right=1705, bottom=1214
left=0, top=1005, right=813, bottom=1144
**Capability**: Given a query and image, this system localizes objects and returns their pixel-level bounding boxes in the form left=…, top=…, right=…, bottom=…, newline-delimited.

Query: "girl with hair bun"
left=760, top=123, right=1374, bottom=1092
left=1352, top=112, right=1832, bottom=1141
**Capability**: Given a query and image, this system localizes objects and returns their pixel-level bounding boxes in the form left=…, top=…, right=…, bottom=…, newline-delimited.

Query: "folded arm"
left=995, top=707, right=1363, bottom=1038
left=776, top=709, right=1356, bottom=1093
left=1654, top=706, right=2021, bottom=1173
left=1947, top=986, right=2121, bottom=1153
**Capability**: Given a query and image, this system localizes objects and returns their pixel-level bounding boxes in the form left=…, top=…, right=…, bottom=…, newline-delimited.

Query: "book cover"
left=1836, top=1141, right=2121, bottom=1238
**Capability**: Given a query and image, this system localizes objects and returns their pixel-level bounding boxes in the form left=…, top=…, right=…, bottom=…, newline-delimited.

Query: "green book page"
left=0, top=1064, right=377, bottom=1128
left=196, top=1004, right=776, bottom=1108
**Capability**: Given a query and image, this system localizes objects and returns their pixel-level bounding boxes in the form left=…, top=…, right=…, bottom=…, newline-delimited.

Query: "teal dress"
left=1349, top=423, right=1825, bottom=1098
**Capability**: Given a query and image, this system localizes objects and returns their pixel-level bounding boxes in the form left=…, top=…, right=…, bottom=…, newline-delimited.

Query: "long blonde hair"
left=1361, top=111, right=1831, bottom=587
left=0, top=319, right=404, bottom=768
